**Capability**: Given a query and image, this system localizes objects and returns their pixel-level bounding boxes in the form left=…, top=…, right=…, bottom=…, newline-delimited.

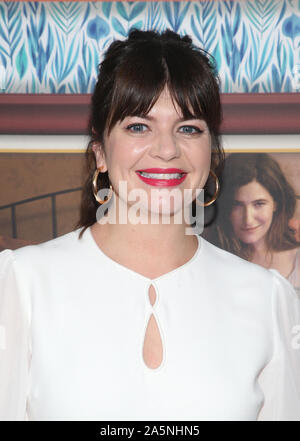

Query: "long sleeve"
left=0, top=249, right=31, bottom=420
left=257, top=269, right=300, bottom=420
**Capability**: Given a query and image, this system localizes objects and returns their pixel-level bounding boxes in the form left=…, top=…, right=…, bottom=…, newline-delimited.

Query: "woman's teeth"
left=138, top=172, right=184, bottom=179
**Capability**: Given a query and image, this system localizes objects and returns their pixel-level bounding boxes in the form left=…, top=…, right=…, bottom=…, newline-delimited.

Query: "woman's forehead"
left=138, top=87, right=200, bottom=121
left=234, top=180, right=273, bottom=200
left=145, top=89, right=184, bottom=117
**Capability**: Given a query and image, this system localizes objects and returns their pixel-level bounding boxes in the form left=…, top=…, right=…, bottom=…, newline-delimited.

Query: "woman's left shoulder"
left=200, top=236, right=294, bottom=295
left=200, top=236, right=271, bottom=277
left=268, top=267, right=299, bottom=300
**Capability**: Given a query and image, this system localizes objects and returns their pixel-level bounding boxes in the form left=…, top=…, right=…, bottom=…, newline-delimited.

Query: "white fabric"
left=0, top=226, right=299, bottom=421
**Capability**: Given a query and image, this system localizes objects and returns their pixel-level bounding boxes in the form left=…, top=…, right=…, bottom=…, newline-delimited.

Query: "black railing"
left=0, top=187, right=82, bottom=239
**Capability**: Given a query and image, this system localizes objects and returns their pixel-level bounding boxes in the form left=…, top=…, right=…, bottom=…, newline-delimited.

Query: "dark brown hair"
left=75, top=29, right=224, bottom=238
left=207, top=153, right=299, bottom=258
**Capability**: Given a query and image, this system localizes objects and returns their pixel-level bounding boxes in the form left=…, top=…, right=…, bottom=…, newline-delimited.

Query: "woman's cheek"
left=263, top=207, right=275, bottom=225
left=230, top=209, right=242, bottom=231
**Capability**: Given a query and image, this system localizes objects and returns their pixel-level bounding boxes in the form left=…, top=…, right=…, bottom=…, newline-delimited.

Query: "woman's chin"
left=127, top=202, right=188, bottom=223
left=238, top=234, right=263, bottom=246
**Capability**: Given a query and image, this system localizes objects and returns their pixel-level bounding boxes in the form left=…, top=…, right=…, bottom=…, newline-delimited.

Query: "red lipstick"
left=135, top=168, right=187, bottom=187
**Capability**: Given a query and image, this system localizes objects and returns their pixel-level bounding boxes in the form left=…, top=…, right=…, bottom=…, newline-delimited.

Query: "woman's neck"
left=249, top=239, right=273, bottom=267
left=92, top=211, right=198, bottom=264
left=95, top=195, right=198, bottom=252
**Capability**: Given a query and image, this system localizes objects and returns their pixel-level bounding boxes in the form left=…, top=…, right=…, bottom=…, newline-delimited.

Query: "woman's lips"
left=241, top=226, right=260, bottom=232
left=135, top=169, right=187, bottom=187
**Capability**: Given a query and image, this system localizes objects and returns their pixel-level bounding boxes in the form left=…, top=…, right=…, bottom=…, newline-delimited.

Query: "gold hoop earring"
left=92, top=167, right=113, bottom=205
left=196, top=170, right=220, bottom=207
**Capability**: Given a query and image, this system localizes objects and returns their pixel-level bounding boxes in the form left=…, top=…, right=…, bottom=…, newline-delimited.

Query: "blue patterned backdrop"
left=0, top=1, right=300, bottom=93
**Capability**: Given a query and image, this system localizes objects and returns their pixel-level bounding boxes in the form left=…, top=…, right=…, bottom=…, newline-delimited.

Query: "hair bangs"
left=106, top=45, right=168, bottom=134
left=162, top=45, right=218, bottom=127
left=167, top=82, right=205, bottom=122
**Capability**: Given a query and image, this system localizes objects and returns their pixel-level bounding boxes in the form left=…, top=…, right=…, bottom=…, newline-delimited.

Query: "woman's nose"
left=243, top=206, right=254, bottom=225
left=150, top=132, right=180, bottom=161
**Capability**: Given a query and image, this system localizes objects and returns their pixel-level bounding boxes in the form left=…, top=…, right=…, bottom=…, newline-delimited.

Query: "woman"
left=206, top=153, right=300, bottom=294
left=0, top=30, right=299, bottom=421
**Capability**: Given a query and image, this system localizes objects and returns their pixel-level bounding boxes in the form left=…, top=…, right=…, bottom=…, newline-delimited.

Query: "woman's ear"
left=92, top=142, right=108, bottom=172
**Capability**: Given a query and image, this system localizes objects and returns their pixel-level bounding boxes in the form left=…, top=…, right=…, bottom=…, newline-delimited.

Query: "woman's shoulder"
left=294, top=246, right=300, bottom=260
left=200, top=236, right=295, bottom=292
left=200, top=237, right=299, bottom=313
left=0, top=227, right=86, bottom=269
left=200, top=236, right=269, bottom=274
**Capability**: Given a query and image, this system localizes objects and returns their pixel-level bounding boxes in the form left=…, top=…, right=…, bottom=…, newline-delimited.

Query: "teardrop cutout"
left=142, top=284, right=163, bottom=369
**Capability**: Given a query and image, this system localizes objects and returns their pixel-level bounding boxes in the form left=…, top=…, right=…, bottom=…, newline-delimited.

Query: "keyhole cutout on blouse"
left=142, top=284, right=164, bottom=369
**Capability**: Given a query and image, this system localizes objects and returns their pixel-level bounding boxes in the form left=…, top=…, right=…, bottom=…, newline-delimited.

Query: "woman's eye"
left=179, top=126, right=203, bottom=135
left=254, top=201, right=266, bottom=207
left=126, top=123, right=148, bottom=133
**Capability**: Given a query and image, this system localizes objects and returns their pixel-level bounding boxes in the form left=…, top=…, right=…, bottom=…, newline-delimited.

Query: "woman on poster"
left=206, top=153, right=300, bottom=294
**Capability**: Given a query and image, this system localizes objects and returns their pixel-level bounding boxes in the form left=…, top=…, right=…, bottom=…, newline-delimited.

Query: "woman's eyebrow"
left=234, top=198, right=268, bottom=203
left=128, top=115, right=205, bottom=123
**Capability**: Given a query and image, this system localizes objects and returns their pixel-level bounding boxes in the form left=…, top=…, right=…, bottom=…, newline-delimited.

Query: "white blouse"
left=0, top=226, right=299, bottom=421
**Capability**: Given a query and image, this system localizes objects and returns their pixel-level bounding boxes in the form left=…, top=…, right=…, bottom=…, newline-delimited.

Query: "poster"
left=204, top=151, right=300, bottom=293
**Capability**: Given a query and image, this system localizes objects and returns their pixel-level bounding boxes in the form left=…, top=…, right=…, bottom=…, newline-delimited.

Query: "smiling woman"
left=0, top=30, right=300, bottom=422
left=77, top=28, right=224, bottom=235
left=231, top=180, right=277, bottom=245
left=206, top=153, right=300, bottom=293
left=90, top=86, right=211, bottom=223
